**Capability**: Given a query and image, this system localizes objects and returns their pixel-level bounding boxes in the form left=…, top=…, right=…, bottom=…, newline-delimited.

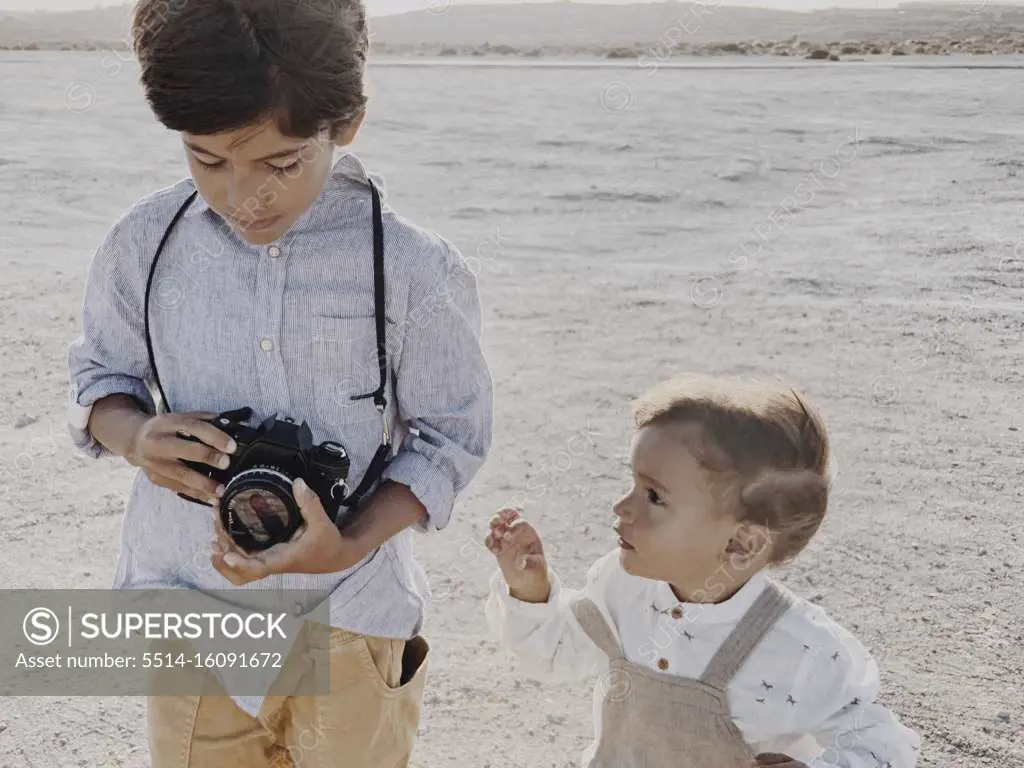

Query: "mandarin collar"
left=651, top=570, right=770, bottom=625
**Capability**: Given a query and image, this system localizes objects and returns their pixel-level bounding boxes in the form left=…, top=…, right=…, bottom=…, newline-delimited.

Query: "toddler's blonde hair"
left=632, top=374, right=831, bottom=565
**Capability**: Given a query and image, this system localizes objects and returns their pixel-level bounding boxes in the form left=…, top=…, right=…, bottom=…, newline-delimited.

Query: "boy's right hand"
left=485, top=509, right=551, bottom=604
left=126, top=412, right=237, bottom=505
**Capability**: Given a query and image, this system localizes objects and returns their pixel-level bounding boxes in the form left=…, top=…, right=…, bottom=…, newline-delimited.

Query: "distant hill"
left=1, top=1, right=1022, bottom=54
left=370, top=1, right=1021, bottom=48
left=0, top=5, right=134, bottom=48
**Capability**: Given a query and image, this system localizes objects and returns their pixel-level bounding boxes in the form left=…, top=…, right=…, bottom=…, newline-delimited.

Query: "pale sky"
left=0, top=0, right=510, bottom=11
left=3, top=0, right=1015, bottom=13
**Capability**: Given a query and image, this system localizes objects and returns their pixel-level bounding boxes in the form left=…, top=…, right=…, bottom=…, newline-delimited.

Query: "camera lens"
left=228, top=490, right=288, bottom=541
left=220, top=469, right=302, bottom=552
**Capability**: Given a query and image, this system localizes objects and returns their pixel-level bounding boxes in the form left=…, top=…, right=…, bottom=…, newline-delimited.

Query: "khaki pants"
left=147, top=625, right=429, bottom=768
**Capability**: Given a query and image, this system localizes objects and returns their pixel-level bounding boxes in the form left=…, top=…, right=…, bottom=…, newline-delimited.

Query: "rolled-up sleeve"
left=382, top=237, right=493, bottom=532
left=67, top=212, right=156, bottom=458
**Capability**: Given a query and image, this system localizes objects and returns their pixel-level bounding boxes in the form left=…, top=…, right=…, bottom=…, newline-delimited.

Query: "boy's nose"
left=226, top=173, right=265, bottom=217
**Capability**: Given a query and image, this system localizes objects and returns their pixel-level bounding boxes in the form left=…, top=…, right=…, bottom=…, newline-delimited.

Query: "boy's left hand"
left=210, top=478, right=367, bottom=584
left=753, top=754, right=809, bottom=768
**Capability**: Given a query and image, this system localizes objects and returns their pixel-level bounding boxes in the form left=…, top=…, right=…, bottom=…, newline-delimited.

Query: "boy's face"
left=613, top=422, right=763, bottom=602
left=182, top=115, right=363, bottom=246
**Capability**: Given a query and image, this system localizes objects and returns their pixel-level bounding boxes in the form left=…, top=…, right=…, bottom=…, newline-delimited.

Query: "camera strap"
left=337, top=179, right=393, bottom=512
left=145, top=178, right=394, bottom=516
left=144, top=187, right=198, bottom=414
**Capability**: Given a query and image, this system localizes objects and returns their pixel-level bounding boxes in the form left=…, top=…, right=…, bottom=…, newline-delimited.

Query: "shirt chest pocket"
left=296, top=315, right=401, bottom=431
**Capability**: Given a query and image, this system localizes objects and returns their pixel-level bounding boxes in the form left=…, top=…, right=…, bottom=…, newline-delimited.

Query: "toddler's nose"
left=612, top=496, right=633, bottom=521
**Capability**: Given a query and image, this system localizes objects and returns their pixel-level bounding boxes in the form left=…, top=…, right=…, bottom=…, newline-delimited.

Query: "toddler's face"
left=612, top=422, right=743, bottom=601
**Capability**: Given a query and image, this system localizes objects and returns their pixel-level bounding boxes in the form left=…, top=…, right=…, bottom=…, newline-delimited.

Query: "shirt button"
left=657, top=658, right=670, bottom=671
left=670, top=607, right=683, bottom=620
left=268, top=246, right=282, bottom=259
left=260, top=339, right=275, bottom=352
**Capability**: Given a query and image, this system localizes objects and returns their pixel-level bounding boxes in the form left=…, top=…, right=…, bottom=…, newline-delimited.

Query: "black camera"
left=179, top=407, right=352, bottom=553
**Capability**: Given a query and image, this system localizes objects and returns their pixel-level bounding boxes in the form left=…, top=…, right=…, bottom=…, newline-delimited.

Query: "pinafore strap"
left=569, top=595, right=623, bottom=660
left=699, top=580, right=794, bottom=689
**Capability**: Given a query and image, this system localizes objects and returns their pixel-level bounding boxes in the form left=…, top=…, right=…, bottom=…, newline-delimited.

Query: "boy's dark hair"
left=132, top=0, right=368, bottom=138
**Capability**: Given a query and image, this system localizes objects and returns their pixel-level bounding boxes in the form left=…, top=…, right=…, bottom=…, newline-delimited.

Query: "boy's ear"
left=331, top=110, right=366, bottom=147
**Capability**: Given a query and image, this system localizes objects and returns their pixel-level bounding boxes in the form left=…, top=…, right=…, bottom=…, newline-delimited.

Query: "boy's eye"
left=269, top=159, right=301, bottom=175
left=646, top=488, right=663, bottom=505
left=194, top=157, right=225, bottom=171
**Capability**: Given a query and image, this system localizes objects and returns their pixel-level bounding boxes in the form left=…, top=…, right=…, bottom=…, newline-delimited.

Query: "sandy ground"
left=0, top=53, right=1022, bottom=767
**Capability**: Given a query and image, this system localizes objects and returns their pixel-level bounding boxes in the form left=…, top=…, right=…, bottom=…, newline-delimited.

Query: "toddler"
left=485, top=374, right=920, bottom=768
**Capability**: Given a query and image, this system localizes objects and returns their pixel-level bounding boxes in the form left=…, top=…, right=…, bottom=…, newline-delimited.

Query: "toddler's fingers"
left=490, top=523, right=511, bottom=543
left=496, top=508, right=521, bottom=524
left=489, top=513, right=517, bottom=536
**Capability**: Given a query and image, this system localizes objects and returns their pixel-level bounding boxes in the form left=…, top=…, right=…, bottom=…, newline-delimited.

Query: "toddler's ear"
left=724, top=523, right=774, bottom=561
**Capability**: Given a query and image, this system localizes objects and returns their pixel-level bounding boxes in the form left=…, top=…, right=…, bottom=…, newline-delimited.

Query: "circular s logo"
left=599, top=81, right=634, bottom=115
left=153, top=276, right=185, bottom=310
left=869, top=375, right=900, bottom=408
left=63, top=81, right=96, bottom=114
left=690, top=276, right=723, bottom=309
left=23, top=607, right=60, bottom=646
left=597, top=668, right=633, bottom=702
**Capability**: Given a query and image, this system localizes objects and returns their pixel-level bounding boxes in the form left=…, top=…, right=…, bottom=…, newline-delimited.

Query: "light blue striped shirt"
left=66, top=152, right=493, bottom=714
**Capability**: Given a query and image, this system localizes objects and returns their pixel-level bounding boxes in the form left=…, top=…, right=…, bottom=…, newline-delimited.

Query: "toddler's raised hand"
left=485, top=508, right=551, bottom=604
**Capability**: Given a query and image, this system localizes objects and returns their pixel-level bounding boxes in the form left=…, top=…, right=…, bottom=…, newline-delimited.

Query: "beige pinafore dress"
left=570, top=580, right=794, bottom=768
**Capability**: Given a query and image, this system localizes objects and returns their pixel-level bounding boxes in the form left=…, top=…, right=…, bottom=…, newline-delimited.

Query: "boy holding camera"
left=66, top=0, right=493, bottom=765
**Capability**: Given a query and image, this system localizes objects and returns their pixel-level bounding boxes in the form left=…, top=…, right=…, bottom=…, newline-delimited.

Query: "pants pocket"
left=351, top=632, right=430, bottom=698
left=286, top=630, right=430, bottom=768
left=400, top=635, right=429, bottom=687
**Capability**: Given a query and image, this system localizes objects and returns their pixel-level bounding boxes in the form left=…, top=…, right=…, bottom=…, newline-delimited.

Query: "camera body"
left=179, top=407, right=351, bottom=553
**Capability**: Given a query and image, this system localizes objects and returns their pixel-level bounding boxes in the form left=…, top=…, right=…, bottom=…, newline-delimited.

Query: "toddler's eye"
left=646, top=488, right=663, bottom=505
